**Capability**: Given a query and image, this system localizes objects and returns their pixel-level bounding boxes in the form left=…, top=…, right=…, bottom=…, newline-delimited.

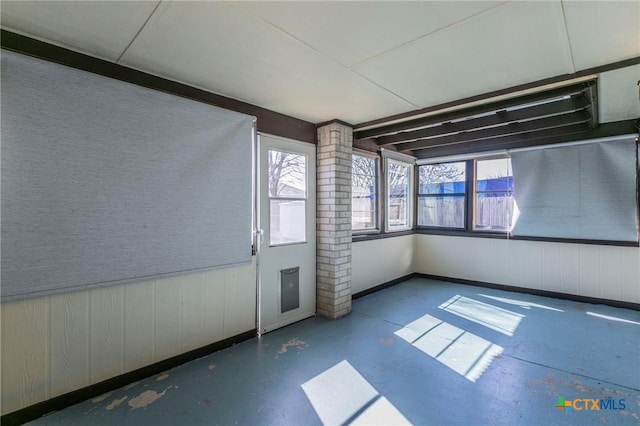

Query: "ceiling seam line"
left=229, top=2, right=417, bottom=112
left=228, top=1, right=352, bottom=69
left=559, top=0, right=577, bottom=73
left=348, top=0, right=511, bottom=70
left=116, top=0, right=163, bottom=63
left=349, top=68, right=419, bottom=109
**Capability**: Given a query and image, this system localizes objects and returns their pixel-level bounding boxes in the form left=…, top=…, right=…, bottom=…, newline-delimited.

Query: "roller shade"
left=510, top=135, right=638, bottom=242
left=1, top=50, right=255, bottom=301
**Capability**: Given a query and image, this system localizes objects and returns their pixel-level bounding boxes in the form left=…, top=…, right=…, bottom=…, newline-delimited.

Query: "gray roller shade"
left=1, top=50, right=255, bottom=301
left=510, top=135, right=638, bottom=242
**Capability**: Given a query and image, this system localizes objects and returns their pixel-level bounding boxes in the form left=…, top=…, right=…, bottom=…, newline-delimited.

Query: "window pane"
left=352, top=155, right=377, bottom=230
left=270, top=199, right=306, bottom=245
left=475, top=192, right=514, bottom=231
left=476, top=158, right=513, bottom=191
left=387, top=161, right=410, bottom=228
left=418, top=196, right=465, bottom=228
left=268, top=150, right=306, bottom=198
left=419, top=162, right=466, bottom=194
left=475, top=158, right=514, bottom=231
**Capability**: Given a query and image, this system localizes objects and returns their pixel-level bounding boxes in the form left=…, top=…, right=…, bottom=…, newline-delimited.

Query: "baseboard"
left=352, top=273, right=417, bottom=300
left=416, top=273, right=640, bottom=311
left=1, top=329, right=257, bottom=426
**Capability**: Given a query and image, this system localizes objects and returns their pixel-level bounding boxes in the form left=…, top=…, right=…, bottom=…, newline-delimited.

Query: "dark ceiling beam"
left=0, top=30, right=317, bottom=144
left=355, top=55, right=639, bottom=132
left=397, top=110, right=592, bottom=151
left=374, top=94, right=590, bottom=146
left=413, top=119, right=638, bottom=159
left=354, top=82, right=593, bottom=140
left=413, top=122, right=592, bottom=158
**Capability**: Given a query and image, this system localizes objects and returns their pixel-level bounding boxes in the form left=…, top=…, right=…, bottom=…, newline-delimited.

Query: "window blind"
left=510, top=135, right=638, bottom=242
left=1, top=50, right=255, bottom=301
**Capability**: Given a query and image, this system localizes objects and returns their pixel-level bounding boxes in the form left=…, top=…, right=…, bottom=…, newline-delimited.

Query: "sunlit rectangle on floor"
left=301, top=360, right=378, bottom=425
left=351, top=396, right=411, bottom=426
left=439, top=295, right=524, bottom=336
left=395, top=314, right=504, bottom=382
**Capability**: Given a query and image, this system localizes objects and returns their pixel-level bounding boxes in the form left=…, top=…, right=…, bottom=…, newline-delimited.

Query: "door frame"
left=255, top=133, right=316, bottom=334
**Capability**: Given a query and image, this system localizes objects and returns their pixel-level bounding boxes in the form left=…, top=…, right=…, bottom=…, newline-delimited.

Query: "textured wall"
left=1, top=261, right=256, bottom=415
left=415, top=234, right=640, bottom=304
left=352, top=235, right=415, bottom=295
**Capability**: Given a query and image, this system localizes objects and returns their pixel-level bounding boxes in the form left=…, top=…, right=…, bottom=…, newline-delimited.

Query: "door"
left=257, top=134, right=316, bottom=333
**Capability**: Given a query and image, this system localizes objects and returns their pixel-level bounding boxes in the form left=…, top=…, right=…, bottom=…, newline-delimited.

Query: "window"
left=416, top=157, right=514, bottom=233
left=386, top=159, right=412, bottom=231
left=268, top=149, right=307, bottom=245
left=474, top=158, right=514, bottom=231
left=352, top=153, right=378, bottom=231
left=417, top=162, right=466, bottom=228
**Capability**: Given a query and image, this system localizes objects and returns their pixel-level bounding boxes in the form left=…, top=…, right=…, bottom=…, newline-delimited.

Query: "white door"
left=257, top=134, right=316, bottom=333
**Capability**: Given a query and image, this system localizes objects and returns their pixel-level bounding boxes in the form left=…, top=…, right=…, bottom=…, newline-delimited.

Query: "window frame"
left=473, top=157, right=515, bottom=232
left=351, top=150, right=381, bottom=234
left=416, top=155, right=513, bottom=235
left=416, top=160, right=468, bottom=230
left=267, top=148, right=308, bottom=247
left=384, top=157, right=414, bottom=232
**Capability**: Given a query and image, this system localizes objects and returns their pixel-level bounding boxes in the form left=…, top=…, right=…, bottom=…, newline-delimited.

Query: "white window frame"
left=384, top=156, right=414, bottom=232
left=267, top=148, right=308, bottom=246
left=351, top=150, right=380, bottom=234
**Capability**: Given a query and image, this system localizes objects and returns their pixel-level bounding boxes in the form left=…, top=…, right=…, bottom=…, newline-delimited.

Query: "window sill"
left=416, top=228, right=639, bottom=247
left=353, top=230, right=414, bottom=242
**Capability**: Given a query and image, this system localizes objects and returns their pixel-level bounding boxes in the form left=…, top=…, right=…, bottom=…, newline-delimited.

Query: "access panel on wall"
left=1, top=50, right=255, bottom=301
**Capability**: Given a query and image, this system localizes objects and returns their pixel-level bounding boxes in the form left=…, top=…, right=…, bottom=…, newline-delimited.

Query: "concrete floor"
left=29, top=278, right=640, bottom=425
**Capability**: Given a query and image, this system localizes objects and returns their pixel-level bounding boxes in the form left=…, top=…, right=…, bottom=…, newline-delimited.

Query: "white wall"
left=415, top=234, right=640, bottom=304
left=352, top=234, right=415, bottom=294
left=0, top=261, right=256, bottom=415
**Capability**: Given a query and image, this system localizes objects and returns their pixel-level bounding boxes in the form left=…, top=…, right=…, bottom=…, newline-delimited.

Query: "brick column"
left=316, top=121, right=353, bottom=319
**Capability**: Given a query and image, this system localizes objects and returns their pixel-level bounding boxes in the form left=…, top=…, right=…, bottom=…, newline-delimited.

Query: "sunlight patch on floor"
left=478, top=294, right=564, bottom=312
left=586, top=311, right=640, bottom=325
left=439, top=295, right=525, bottom=336
left=395, top=313, right=503, bottom=382
left=301, top=360, right=410, bottom=425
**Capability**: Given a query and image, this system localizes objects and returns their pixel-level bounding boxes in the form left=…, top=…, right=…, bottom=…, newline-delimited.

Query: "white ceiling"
left=2, top=1, right=639, bottom=125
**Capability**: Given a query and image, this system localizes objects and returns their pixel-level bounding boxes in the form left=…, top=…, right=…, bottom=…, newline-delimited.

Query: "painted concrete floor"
left=29, top=278, right=640, bottom=425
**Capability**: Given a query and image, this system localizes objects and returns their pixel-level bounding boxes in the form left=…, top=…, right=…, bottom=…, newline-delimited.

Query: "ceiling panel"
left=353, top=0, right=574, bottom=109
left=119, top=1, right=414, bottom=124
left=235, top=0, right=505, bottom=68
left=0, top=1, right=158, bottom=61
left=599, top=64, right=640, bottom=123
left=563, top=0, right=640, bottom=71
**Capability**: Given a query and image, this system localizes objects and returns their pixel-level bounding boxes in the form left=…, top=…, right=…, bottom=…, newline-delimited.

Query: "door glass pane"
left=268, top=150, right=306, bottom=198
left=270, top=200, right=306, bottom=245
left=268, top=149, right=307, bottom=245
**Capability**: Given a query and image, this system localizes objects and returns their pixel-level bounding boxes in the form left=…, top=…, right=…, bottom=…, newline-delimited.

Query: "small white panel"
left=121, top=1, right=412, bottom=123
left=89, top=286, right=125, bottom=383
left=237, top=1, right=504, bottom=67
left=0, top=1, right=158, bottom=61
left=354, top=1, right=574, bottom=108
left=599, top=65, right=640, bottom=123
left=563, top=1, right=640, bottom=70
left=301, top=360, right=379, bottom=426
